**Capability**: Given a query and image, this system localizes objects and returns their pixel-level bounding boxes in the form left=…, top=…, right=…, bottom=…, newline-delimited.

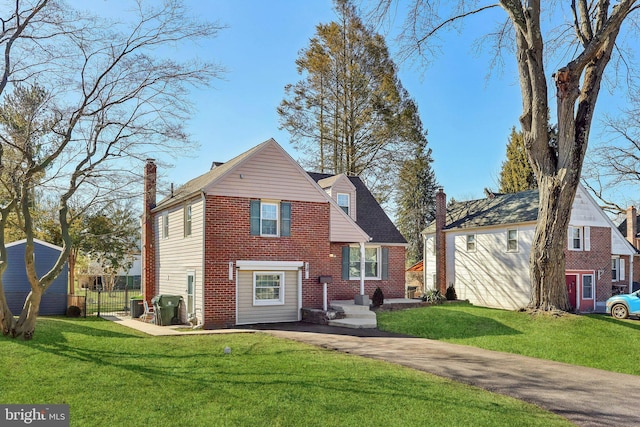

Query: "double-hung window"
left=337, top=193, right=350, bottom=215
left=582, top=274, right=594, bottom=299
left=184, top=204, right=192, bottom=237
left=507, top=229, right=518, bottom=252
left=161, top=212, right=169, bottom=239
left=253, top=272, right=285, bottom=305
left=568, top=226, right=590, bottom=251
left=261, top=202, right=278, bottom=236
left=342, top=246, right=389, bottom=280
left=612, top=258, right=625, bottom=281
left=250, top=200, right=291, bottom=237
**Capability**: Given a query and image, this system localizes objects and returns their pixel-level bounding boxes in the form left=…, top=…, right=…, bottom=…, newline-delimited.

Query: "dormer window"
left=337, top=193, right=350, bottom=215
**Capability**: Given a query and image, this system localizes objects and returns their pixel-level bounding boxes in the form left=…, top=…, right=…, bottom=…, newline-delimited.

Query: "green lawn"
left=0, top=317, right=570, bottom=427
left=377, top=302, right=640, bottom=375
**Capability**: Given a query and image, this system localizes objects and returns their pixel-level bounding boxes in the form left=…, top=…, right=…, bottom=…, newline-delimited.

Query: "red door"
left=566, top=275, right=577, bottom=310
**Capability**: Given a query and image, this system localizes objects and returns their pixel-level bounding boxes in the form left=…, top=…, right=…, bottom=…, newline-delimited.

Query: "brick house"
left=422, top=184, right=637, bottom=312
left=616, top=206, right=640, bottom=293
left=141, top=139, right=406, bottom=328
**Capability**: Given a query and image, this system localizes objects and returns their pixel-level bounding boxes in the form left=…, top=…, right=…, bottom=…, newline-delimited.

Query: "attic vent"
left=211, top=161, right=224, bottom=170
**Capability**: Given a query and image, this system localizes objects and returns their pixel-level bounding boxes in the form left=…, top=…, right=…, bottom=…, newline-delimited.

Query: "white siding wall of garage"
left=156, top=196, right=204, bottom=322
left=236, top=268, right=300, bottom=325
left=449, top=225, right=535, bottom=310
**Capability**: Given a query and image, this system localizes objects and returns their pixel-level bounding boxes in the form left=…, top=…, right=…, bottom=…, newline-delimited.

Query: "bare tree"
left=0, top=0, right=224, bottom=339
left=372, top=0, right=640, bottom=311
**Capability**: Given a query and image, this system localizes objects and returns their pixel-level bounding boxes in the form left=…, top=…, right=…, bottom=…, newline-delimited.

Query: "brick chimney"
left=627, top=206, right=637, bottom=247
left=435, top=187, right=447, bottom=294
left=142, top=159, right=157, bottom=304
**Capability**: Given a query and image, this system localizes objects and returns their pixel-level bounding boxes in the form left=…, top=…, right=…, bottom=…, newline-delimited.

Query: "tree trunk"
left=11, top=289, right=42, bottom=340
left=529, top=176, right=575, bottom=311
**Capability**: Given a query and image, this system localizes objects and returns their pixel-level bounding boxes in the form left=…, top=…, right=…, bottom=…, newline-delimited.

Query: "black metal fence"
left=81, top=283, right=142, bottom=317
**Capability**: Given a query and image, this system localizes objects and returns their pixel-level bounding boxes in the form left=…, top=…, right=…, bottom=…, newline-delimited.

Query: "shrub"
left=66, top=305, right=82, bottom=317
left=372, top=287, right=384, bottom=307
left=421, top=289, right=445, bottom=304
left=445, top=285, right=457, bottom=301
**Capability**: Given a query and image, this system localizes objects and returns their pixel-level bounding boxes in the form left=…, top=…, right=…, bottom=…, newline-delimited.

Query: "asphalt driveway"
left=251, top=323, right=639, bottom=427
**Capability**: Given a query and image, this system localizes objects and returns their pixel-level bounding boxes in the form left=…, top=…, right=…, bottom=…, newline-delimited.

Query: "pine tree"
left=395, top=134, right=437, bottom=265
left=499, top=127, right=537, bottom=193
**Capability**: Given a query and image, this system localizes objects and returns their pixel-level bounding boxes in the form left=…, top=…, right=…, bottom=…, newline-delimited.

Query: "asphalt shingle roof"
left=307, top=172, right=407, bottom=244
left=424, top=189, right=539, bottom=234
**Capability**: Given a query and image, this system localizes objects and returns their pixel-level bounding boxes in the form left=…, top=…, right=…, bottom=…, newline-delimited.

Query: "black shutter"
left=342, top=246, right=350, bottom=280
left=280, top=202, right=291, bottom=237
left=381, top=247, right=389, bottom=280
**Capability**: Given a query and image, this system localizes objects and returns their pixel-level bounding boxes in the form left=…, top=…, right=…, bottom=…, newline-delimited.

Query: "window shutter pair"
left=567, top=226, right=591, bottom=251
left=341, top=246, right=389, bottom=280
left=249, top=200, right=291, bottom=236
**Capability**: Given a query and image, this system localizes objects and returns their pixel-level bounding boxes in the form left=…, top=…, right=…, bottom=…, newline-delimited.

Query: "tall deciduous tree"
left=278, top=0, right=424, bottom=203
left=373, top=0, right=640, bottom=311
left=0, top=0, right=223, bottom=339
left=499, top=127, right=536, bottom=193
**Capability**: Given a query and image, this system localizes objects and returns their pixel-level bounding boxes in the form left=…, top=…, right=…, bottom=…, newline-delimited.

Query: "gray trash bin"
left=152, top=294, right=183, bottom=325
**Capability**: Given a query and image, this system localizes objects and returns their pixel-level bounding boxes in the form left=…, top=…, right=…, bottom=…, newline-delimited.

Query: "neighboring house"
left=141, top=138, right=406, bottom=328
left=78, top=253, right=141, bottom=291
left=616, top=207, right=640, bottom=292
left=423, top=185, right=637, bottom=312
left=3, top=239, right=68, bottom=316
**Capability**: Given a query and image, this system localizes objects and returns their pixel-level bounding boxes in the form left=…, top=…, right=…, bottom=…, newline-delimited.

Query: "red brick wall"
left=201, top=194, right=406, bottom=327
left=142, top=160, right=156, bottom=304
left=203, top=195, right=331, bottom=328
left=565, top=226, right=611, bottom=302
left=326, top=243, right=406, bottom=301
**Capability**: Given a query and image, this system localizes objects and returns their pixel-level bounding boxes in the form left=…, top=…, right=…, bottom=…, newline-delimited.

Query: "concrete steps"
left=328, top=301, right=377, bottom=329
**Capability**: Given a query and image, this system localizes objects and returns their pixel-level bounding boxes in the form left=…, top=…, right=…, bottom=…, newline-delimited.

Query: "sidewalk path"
left=257, top=325, right=639, bottom=427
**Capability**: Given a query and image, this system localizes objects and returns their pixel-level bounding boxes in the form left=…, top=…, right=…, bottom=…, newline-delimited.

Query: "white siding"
left=449, top=225, right=534, bottom=310
left=156, top=196, right=204, bottom=323
left=237, top=269, right=299, bottom=324
left=571, top=184, right=635, bottom=256
left=423, top=235, right=437, bottom=289
left=326, top=175, right=357, bottom=221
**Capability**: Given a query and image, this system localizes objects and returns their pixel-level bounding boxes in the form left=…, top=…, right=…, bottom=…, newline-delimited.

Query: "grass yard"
left=0, top=317, right=571, bottom=427
left=377, top=302, right=640, bottom=375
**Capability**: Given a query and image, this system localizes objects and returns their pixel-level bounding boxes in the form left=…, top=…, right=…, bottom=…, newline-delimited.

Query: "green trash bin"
left=152, top=295, right=183, bottom=326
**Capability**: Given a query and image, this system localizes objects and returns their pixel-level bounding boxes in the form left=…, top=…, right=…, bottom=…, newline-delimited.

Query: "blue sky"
left=94, top=0, right=634, bottom=206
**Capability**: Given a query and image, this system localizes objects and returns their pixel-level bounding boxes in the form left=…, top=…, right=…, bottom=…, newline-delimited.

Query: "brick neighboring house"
left=616, top=207, right=640, bottom=293
left=422, top=184, right=637, bottom=313
left=141, top=138, right=406, bottom=328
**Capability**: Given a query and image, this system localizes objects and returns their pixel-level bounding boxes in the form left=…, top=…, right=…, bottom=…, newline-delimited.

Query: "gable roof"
left=6, top=238, right=63, bottom=252
left=424, top=189, right=539, bottom=234
left=152, top=139, right=370, bottom=242
left=307, top=172, right=406, bottom=244
left=154, top=140, right=269, bottom=210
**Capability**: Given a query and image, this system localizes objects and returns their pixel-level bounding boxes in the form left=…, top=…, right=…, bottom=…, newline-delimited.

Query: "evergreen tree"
left=395, top=133, right=437, bottom=265
left=278, top=0, right=423, bottom=203
left=499, top=127, right=537, bottom=193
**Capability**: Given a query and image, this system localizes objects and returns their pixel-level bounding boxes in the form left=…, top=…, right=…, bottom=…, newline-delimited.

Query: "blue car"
left=606, top=290, right=640, bottom=319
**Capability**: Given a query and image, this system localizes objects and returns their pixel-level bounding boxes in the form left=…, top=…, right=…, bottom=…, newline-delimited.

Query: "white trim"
left=297, top=269, right=303, bottom=321
left=186, top=270, right=196, bottom=315
left=236, top=260, right=303, bottom=270
left=260, top=200, right=279, bottom=237
left=348, top=245, right=382, bottom=281
left=5, top=238, right=63, bottom=251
